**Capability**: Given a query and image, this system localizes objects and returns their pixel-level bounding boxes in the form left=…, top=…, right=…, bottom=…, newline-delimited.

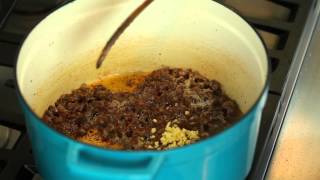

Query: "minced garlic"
left=154, top=141, right=159, bottom=148
left=160, top=122, right=199, bottom=149
left=172, top=119, right=179, bottom=124
left=151, top=128, right=156, bottom=133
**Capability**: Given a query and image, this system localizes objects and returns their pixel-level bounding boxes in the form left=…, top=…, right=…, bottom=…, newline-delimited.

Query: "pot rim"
left=14, top=0, right=271, bottom=155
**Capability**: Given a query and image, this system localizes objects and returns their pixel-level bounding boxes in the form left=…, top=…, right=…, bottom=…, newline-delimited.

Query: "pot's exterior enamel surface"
left=20, top=93, right=267, bottom=180
left=16, top=0, right=269, bottom=179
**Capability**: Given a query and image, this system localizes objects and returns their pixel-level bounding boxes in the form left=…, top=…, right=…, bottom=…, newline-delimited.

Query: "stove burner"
left=0, top=125, right=9, bottom=148
left=14, top=0, right=66, bottom=14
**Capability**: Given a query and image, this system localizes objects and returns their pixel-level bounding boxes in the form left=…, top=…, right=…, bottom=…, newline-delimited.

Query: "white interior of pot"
left=17, top=0, right=268, bottom=117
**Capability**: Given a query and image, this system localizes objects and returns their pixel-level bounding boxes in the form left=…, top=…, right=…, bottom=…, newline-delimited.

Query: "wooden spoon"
left=96, top=0, right=154, bottom=69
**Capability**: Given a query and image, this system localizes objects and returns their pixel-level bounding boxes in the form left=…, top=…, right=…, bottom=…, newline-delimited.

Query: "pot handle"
left=67, top=144, right=164, bottom=180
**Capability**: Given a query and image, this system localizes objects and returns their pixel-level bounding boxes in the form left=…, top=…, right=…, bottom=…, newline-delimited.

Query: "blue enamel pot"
left=16, top=0, right=269, bottom=179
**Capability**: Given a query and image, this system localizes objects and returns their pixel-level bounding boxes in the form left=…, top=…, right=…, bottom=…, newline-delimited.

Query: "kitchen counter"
left=266, top=2, right=320, bottom=179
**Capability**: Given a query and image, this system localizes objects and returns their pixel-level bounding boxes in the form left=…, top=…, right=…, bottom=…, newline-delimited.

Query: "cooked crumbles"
left=42, top=67, right=242, bottom=150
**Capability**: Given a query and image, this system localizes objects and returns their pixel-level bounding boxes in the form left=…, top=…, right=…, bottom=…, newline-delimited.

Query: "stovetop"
left=0, top=0, right=317, bottom=179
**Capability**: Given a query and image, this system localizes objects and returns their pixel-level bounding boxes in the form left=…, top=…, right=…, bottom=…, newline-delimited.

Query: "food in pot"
left=42, top=68, right=242, bottom=150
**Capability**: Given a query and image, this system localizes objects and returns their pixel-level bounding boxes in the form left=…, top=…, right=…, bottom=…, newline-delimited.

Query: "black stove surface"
left=0, top=0, right=315, bottom=179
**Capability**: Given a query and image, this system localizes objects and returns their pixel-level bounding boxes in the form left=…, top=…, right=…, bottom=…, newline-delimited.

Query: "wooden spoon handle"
left=96, top=0, right=154, bottom=69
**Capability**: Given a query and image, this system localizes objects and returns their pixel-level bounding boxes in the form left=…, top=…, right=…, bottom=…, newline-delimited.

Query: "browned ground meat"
left=43, top=68, right=242, bottom=150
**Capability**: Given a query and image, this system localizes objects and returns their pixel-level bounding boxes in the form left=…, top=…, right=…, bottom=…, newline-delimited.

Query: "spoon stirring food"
left=96, top=0, right=154, bottom=69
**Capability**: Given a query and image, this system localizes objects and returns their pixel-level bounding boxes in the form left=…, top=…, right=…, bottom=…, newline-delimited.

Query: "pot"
left=16, top=0, right=269, bottom=179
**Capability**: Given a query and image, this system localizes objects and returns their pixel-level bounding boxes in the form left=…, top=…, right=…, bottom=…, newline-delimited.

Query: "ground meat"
left=42, top=67, right=242, bottom=150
